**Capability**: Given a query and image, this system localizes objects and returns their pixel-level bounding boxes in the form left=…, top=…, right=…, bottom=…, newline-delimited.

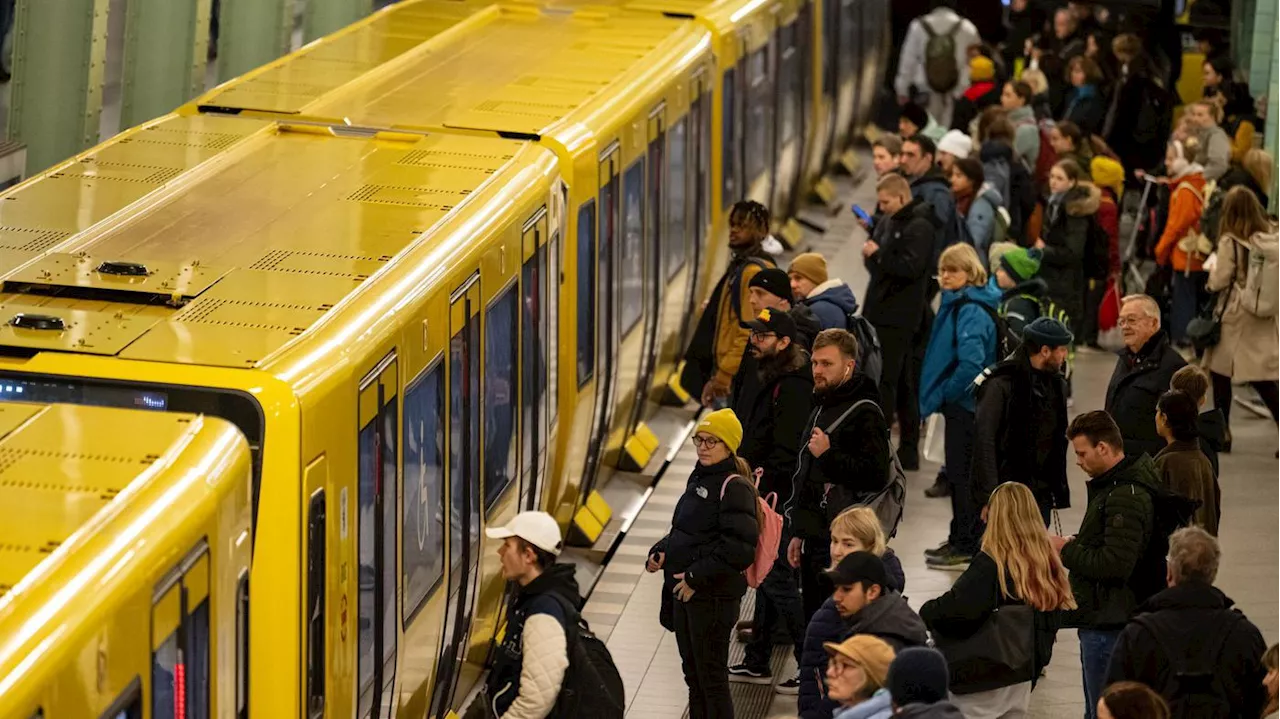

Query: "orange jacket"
left=1155, top=173, right=1208, bottom=273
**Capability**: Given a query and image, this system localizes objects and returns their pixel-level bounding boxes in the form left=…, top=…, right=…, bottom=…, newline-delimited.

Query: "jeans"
left=744, top=549, right=805, bottom=671
left=673, top=595, right=741, bottom=719
left=943, top=404, right=981, bottom=555
left=1169, top=270, right=1208, bottom=344
left=1078, top=628, right=1121, bottom=719
left=799, top=538, right=833, bottom=625
left=874, top=324, right=921, bottom=458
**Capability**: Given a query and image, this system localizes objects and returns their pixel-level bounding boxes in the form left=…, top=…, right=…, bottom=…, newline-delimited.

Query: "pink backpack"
left=721, top=470, right=783, bottom=589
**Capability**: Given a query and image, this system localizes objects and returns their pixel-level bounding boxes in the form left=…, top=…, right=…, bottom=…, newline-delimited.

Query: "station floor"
left=579, top=167, right=1280, bottom=719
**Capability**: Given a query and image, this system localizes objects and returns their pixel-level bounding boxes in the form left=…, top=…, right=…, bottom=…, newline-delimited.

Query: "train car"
left=0, top=402, right=252, bottom=719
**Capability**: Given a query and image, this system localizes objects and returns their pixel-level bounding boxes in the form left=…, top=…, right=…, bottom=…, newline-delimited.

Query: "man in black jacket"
left=900, top=135, right=960, bottom=258
left=729, top=308, right=814, bottom=690
left=863, top=173, right=935, bottom=471
left=784, top=329, right=892, bottom=622
left=826, top=552, right=928, bottom=650
left=972, top=317, right=1072, bottom=524
left=1055, top=411, right=1156, bottom=719
left=732, top=268, right=822, bottom=420
left=1106, top=294, right=1187, bottom=459
left=1107, top=526, right=1268, bottom=718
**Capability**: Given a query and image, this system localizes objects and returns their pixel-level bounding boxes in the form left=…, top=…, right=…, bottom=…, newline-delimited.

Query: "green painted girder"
left=217, top=0, right=295, bottom=82
left=120, top=0, right=213, bottom=128
left=305, top=0, right=373, bottom=43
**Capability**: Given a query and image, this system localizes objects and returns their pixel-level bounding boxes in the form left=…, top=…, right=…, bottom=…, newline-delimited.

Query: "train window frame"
left=664, top=115, right=688, bottom=282
left=548, top=229, right=560, bottom=423
left=720, top=66, right=736, bottom=210
left=575, top=200, right=597, bottom=387
left=618, top=158, right=646, bottom=336
left=484, top=282, right=519, bottom=510
left=100, top=677, right=143, bottom=719
left=402, top=359, right=446, bottom=626
left=235, top=572, right=249, bottom=719
left=305, top=490, right=325, bottom=718
left=744, top=45, right=770, bottom=183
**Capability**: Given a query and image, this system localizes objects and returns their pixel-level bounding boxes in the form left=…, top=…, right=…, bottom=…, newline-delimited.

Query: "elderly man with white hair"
left=1105, top=294, right=1187, bottom=458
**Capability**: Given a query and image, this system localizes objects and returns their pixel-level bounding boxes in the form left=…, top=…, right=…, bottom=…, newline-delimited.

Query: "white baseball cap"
left=484, top=511, right=564, bottom=555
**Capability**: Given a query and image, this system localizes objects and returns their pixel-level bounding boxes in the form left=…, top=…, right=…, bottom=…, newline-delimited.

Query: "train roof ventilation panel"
left=1, top=253, right=230, bottom=308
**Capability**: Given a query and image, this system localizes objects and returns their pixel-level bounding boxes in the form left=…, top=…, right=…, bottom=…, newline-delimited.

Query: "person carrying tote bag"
left=920, top=483, right=1076, bottom=718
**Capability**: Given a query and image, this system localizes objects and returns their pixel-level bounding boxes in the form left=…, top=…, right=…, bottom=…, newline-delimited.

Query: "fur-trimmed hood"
left=1064, top=182, right=1101, bottom=217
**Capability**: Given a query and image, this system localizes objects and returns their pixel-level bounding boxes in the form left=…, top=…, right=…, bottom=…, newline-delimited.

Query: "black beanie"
left=748, top=268, right=793, bottom=303
left=887, top=647, right=950, bottom=706
left=900, top=102, right=929, bottom=131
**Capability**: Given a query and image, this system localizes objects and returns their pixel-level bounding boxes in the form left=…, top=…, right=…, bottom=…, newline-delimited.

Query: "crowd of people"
left=467, top=1, right=1277, bottom=718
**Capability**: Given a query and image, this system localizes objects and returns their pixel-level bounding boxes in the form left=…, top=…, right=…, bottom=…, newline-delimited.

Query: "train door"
left=581, top=148, right=620, bottom=494
left=427, top=276, right=483, bottom=719
left=771, top=16, right=802, bottom=219
left=817, top=0, right=840, bottom=167
left=151, top=544, right=212, bottom=719
left=356, top=354, right=399, bottom=719
left=520, top=207, right=552, bottom=510
left=628, top=108, right=665, bottom=433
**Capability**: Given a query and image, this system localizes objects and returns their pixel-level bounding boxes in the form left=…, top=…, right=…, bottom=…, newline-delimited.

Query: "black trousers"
left=673, top=595, right=741, bottom=719
left=744, top=545, right=805, bottom=671
left=1081, top=277, right=1106, bottom=345
left=874, top=324, right=921, bottom=456
left=1211, top=372, right=1280, bottom=424
left=943, top=404, right=982, bottom=555
left=799, top=538, right=833, bottom=625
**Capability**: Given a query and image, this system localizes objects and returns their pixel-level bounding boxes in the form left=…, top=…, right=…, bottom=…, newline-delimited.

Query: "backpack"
left=1238, top=231, right=1279, bottom=318
left=922, top=19, right=962, bottom=93
left=1016, top=117, right=1059, bottom=189
left=720, top=471, right=783, bottom=589
left=1115, top=479, right=1200, bottom=605
left=844, top=312, right=884, bottom=386
left=990, top=206, right=1011, bottom=247
left=817, top=399, right=907, bottom=538
left=1083, top=214, right=1111, bottom=280
left=1132, top=611, right=1244, bottom=719
left=545, top=594, right=626, bottom=719
left=955, top=297, right=1020, bottom=361
left=1200, top=182, right=1227, bottom=239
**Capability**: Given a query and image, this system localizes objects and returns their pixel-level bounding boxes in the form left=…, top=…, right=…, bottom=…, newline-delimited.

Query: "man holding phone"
left=860, top=174, right=936, bottom=470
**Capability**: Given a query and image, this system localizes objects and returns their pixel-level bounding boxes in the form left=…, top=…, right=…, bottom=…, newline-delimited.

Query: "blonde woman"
left=921, top=482, right=1076, bottom=717
left=919, top=243, right=1002, bottom=570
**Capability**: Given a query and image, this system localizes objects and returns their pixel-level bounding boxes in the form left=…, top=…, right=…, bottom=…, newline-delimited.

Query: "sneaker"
left=924, top=476, right=950, bottom=498
left=926, top=552, right=973, bottom=571
left=728, top=664, right=772, bottom=684
left=776, top=674, right=801, bottom=695
left=923, top=541, right=951, bottom=559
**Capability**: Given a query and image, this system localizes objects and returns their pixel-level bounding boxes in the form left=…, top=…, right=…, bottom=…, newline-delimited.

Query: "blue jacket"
left=910, top=170, right=958, bottom=258
left=801, top=279, right=859, bottom=330
left=919, top=282, right=1001, bottom=416
left=798, top=550, right=906, bottom=719
left=834, top=690, right=893, bottom=719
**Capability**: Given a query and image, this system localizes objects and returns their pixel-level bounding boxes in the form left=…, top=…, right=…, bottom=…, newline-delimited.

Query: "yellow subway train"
left=0, top=0, right=889, bottom=716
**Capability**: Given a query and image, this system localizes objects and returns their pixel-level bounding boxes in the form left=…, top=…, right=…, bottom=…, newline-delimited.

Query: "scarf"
left=953, top=185, right=976, bottom=218
left=1047, top=189, right=1068, bottom=224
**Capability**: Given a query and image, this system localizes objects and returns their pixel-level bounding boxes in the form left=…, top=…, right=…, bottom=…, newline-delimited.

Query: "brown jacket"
left=1154, top=440, right=1219, bottom=535
left=711, top=259, right=772, bottom=387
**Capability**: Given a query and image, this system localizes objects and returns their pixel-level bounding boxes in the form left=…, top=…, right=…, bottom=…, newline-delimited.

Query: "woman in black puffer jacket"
left=1033, top=158, right=1100, bottom=339
left=649, top=408, right=761, bottom=719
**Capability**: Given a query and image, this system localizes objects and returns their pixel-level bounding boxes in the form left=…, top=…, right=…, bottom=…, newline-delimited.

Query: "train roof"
left=0, top=114, right=545, bottom=368
left=0, top=401, right=248, bottom=600
left=197, top=6, right=708, bottom=141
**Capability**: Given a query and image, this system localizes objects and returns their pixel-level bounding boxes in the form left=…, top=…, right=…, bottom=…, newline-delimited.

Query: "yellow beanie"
left=970, top=55, right=995, bottom=82
left=1090, top=156, right=1125, bottom=199
left=788, top=253, right=829, bottom=285
left=696, top=408, right=743, bottom=454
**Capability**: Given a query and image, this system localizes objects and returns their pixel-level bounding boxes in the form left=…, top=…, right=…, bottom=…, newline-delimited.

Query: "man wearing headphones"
left=783, top=328, right=893, bottom=623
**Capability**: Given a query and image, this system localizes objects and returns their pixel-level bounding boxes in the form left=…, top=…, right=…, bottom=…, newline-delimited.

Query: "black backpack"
left=1084, top=214, right=1111, bottom=280
left=954, top=298, right=1020, bottom=361
left=547, top=594, right=626, bottom=719
left=922, top=20, right=962, bottom=93
left=1132, top=611, right=1243, bottom=719
left=1116, top=479, right=1201, bottom=605
left=845, top=311, right=883, bottom=387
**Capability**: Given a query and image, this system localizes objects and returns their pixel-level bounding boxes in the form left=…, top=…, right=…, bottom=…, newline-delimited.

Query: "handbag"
left=932, top=603, right=1037, bottom=695
left=1186, top=245, right=1238, bottom=352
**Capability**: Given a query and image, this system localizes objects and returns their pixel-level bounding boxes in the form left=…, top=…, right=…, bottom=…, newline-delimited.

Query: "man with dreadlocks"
left=677, top=200, right=777, bottom=407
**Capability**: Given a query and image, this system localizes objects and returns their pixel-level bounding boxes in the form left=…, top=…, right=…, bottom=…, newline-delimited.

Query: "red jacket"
left=1097, top=188, right=1121, bottom=275
left=1156, top=173, right=1208, bottom=273
left=963, top=81, right=996, bottom=103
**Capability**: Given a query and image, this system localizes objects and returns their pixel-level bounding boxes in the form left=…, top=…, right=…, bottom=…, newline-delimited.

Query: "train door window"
left=306, top=490, right=325, bottom=718
left=664, top=115, right=688, bottom=282
left=403, top=362, right=445, bottom=622
left=521, top=211, right=553, bottom=509
left=235, top=573, right=249, bottom=719
left=151, top=547, right=211, bottom=719
left=575, top=201, right=597, bottom=387
left=449, top=316, right=481, bottom=575
left=823, top=0, right=838, bottom=96
left=720, top=67, right=736, bottom=210
left=101, top=679, right=143, bottom=719
left=779, top=23, right=799, bottom=145
left=647, top=116, right=665, bottom=290
left=357, top=356, right=399, bottom=719
left=745, top=47, right=769, bottom=182
left=546, top=228, right=559, bottom=424
left=485, top=284, right=518, bottom=509
left=619, top=159, right=644, bottom=336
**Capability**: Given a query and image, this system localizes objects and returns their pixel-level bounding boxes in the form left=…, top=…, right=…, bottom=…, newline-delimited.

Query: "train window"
left=403, top=362, right=445, bottom=623
left=745, top=47, right=769, bottom=182
left=151, top=550, right=211, bottom=719
left=521, top=251, right=543, bottom=506
left=547, top=231, right=559, bottom=422
left=306, top=490, right=325, bottom=717
left=648, top=122, right=665, bottom=290
left=619, top=159, right=645, bottom=336
left=450, top=319, right=482, bottom=575
left=235, top=573, right=249, bottom=719
left=665, top=116, right=688, bottom=282
left=779, top=23, right=799, bottom=144
left=485, top=285, right=518, bottom=509
left=720, top=67, right=736, bottom=210
left=576, top=201, right=596, bottom=387
left=101, top=679, right=143, bottom=719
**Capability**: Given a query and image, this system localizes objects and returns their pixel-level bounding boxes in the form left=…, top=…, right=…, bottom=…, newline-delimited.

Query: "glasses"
left=1117, top=315, right=1152, bottom=327
left=691, top=435, right=722, bottom=448
left=749, top=331, right=776, bottom=340
left=828, top=658, right=863, bottom=675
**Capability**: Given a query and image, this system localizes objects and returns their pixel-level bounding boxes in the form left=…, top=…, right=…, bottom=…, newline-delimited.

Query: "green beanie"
left=1000, top=247, right=1043, bottom=283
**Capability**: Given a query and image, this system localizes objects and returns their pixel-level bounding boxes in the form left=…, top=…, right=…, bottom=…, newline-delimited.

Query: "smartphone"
left=851, top=204, right=872, bottom=224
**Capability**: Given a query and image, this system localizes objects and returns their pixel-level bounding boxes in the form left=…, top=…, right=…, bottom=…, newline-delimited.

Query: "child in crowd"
left=990, top=245, right=1055, bottom=337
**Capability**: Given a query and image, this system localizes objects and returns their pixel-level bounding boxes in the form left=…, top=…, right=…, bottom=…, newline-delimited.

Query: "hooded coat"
left=920, top=282, right=1002, bottom=416
left=802, top=279, right=860, bottom=331
left=1202, top=228, right=1280, bottom=382
left=1040, top=182, right=1100, bottom=322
